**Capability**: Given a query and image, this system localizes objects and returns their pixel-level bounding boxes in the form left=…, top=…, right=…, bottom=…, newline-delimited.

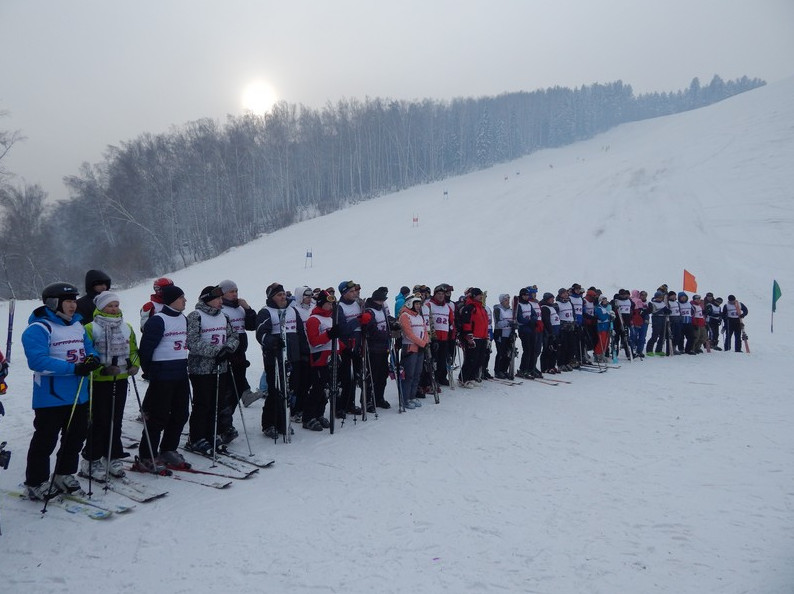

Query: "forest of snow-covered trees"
left=0, top=74, right=763, bottom=298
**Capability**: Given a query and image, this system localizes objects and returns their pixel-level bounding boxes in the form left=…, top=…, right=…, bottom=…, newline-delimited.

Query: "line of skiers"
left=13, top=269, right=748, bottom=501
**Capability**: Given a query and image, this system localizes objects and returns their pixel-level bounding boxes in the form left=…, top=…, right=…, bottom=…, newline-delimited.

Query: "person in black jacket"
left=135, top=285, right=189, bottom=473
left=361, top=287, right=392, bottom=410
left=76, top=269, right=111, bottom=325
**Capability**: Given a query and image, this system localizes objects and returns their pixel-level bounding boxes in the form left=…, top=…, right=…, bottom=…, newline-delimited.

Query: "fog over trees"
left=0, top=75, right=764, bottom=298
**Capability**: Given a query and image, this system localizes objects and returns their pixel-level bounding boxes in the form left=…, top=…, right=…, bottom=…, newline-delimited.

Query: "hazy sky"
left=2, top=0, right=793, bottom=200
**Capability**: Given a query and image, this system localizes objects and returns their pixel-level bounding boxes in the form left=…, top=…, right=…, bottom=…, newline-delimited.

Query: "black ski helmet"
left=42, top=282, right=80, bottom=312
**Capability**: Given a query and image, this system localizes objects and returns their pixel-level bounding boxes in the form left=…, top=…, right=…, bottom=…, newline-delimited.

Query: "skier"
left=677, top=292, right=695, bottom=354
left=645, top=291, right=671, bottom=356
left=666, top=290, right=682, bottom=354
left=629, top=290, right=650, bottom=358
left=427, top=285, right=455, bottom=386
left=704, top=293, right=723, bottom=350
left=516, top=286, right=543, bottom=379
left=22, top=282, right=102, bottom=499
left=136, top=285, right=190, bottom=472
left=457, top=288, right=489, bottom=387
left=255, top=283, right=291, bottom=438
left=80, top=291, right=139, bottom=479
left=285, top=286, right=315, bottom=423
left=218, top=279, right=259, bottom=441
left=333, top=280, right=366, bottom=418
left=722, top=295, right=748, bottom=352
left=184, top=285, right=239, bottom=454
left=76, top=269, right=111, bottom=325
left=361, top=286, right=393, bottom=409
left=556, top=288, right=578, bottom=371
left=539, top=292, right=561, bottom=374
left=492, top=293, right=515, bottom=379
left=593, top=296, right=615, bottom=363
left=690, top=294, right=708, bottom=353
left=139, top=277, right=174, bottom=331
left=303, top=290, right=337, bottom=430
left=398, top=295, right=428, bottom=407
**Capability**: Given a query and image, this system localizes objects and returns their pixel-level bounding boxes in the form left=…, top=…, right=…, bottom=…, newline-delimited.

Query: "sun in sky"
left=241, top=79, right=278, bottom=115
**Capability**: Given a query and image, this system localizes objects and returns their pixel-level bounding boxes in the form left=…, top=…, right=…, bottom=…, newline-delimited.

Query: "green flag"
left=772, top=280, right=782, bottom=312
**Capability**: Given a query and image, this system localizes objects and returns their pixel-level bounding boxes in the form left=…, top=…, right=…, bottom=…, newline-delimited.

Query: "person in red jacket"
left=457, top=287, right=490, bottom=388
left=303, top=290, right=338, bottom=430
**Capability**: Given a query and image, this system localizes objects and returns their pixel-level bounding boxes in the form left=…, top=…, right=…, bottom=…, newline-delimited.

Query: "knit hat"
left=654, top=291, right=664, bottom=298
left=527, top=285, right=538, bottom=294
left=469, top=287, right=483, bottom=298
left=400, top=286, right=410, bottom=296
left=498, top=293, right=509, bottom=302
left=315, top=290, right=335, bottom=307
left=219, top=279, right=237, bottom=294
left=371, top=286, right=388, bottom=301
left=678, top=291, right=687, bottom=299
left=94, top=291, right=120, bottom=312
left=519, top=287, right=530, bottom=297
left=266, top=283, right=285, bottom=299
left=692, top=294, right=701, bottom=300
left=160, top=285, right=185, bottom=306
left=200, top=285, right=223, bottom=303
left=728, top=294, right=736, bottom=302
left=542, top=292, right=554, bottom=301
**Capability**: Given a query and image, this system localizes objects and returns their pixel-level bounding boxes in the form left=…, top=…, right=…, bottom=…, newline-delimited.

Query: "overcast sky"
left=2, top=0, right=793, bottom=200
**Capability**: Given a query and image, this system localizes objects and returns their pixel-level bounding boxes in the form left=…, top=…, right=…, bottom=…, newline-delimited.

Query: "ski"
left=3, top=488, right=112, bottom=520
left=529, top=377, right=561, bottom=386
left=486, top=377, right=523, bottom=386
left=103, top=478, right=168, bottom=503
left=168, top=463, right=254, bottom=481
left=217, top=446, right=275, bottom=469
left=582, top=362, right=621, bottom=369
left=127, top=463, right=232, bottom=489
left=179, top=445, right=260, bottom=475
left=62, top=492, right=134, bottom=514
left=576, top=366, right=607, bottom=373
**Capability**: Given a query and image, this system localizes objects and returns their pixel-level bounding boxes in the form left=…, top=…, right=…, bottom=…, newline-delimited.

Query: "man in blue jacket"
left=22, top=282, right=102, bottom=500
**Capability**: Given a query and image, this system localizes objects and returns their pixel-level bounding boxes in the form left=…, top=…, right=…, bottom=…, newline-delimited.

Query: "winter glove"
left=128, top=365, right=140, bottom=376
left=74, top=355, right=102, bottom=376
left=465, top=334, right=476, bottom=349
left=0, top=360, right=8, bottom=380
left=101, top=365, right=122, bottom=377
left=326, top=326, right=340, bottom=340
left=488, top=329, right=493, bottom=341
left=359, top=312, right=372, bottom=326
left=271, top=336, right=285, bottom=352
left=215, top=344, right=234, bottom=363
left=535, top=321, right=544, bottom=333
left=431, top=341, right=439, bottom=354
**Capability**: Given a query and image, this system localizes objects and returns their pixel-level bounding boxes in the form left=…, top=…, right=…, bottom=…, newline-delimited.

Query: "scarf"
left=92, top=313, right=131, bottom=366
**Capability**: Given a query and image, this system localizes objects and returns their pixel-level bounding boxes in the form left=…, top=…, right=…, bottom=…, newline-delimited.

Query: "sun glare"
left=241, top=80, right=278, bottom=115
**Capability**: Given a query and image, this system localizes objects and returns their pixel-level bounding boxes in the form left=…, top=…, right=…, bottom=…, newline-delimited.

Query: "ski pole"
left=41, top=376, right=85, bottom=516
left=228, top=367, right=254, bottom=456
left=130, top=375, right=160, bottom=474
left=212, top=364, right=220, bottom=467
left=103, top=372, right=118, bottom=487
left=87, top=374, right=95, bottom=497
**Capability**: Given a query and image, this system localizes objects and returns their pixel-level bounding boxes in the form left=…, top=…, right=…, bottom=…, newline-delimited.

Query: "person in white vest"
left=184, top=285, right=239, bottom=456
left=136, top=284, right=190, bottom=472
left=722, top=295, right=748, bottom=352
left=255, top=283, right=291, bottom=439
left=399, top=295, right=428, bottom=409
left=218, top=279, right=259, bottom=441
left=22, top=282, right=102, bottom=500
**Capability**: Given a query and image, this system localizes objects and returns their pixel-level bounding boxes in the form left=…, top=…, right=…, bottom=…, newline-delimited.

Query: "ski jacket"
left=515, top=299, right=537, bottom=334
left=493, top=303, right=514, bottom=341
left=139, top=305, right=188, bottom=381
left=399, top=307, right=428, bottom=353
left=427, top=297, right=454, bottom=342
left=22, top=306, right=98, bottom=409
left=722, top=301, right=748, bottom=320
left=306, top=307, right=335, bottom=367
left=186, top=302, right=239, bottom=375
left=541, top=303, right=561, bottom=337
left=84, top=311, right=139, bottom=382
left=140, top=294, right=165, bottom=332
left=76, top=269, right=111, bottom=325
left=222, top=298, right=257, bottom=362
left=362, top=298, right=391, bottom=354
left=284, top=304, right=311, bottom=363
left=457, top=298, right=489, bottom=339
left=594, top=304, right=613, bottom=332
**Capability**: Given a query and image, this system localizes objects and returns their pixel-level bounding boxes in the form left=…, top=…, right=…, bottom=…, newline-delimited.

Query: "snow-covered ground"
left=1, top=77, right=793, bottom=593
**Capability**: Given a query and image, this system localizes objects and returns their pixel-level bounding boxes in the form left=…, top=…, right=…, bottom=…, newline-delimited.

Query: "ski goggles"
left=340, top=281, right=360, bottom=293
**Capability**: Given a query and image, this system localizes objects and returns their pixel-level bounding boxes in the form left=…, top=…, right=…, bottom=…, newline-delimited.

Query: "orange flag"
left=683, top=269, right=697, bottom=293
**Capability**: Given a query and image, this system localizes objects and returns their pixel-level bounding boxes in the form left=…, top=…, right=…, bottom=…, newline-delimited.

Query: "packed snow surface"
left=1, top=78, right=793, bottom=593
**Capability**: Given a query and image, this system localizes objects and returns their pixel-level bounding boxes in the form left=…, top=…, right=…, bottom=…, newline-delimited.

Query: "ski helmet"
left=153, top=277, right=174, bottom=296
left=42, top=282, right=80, bottom=312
